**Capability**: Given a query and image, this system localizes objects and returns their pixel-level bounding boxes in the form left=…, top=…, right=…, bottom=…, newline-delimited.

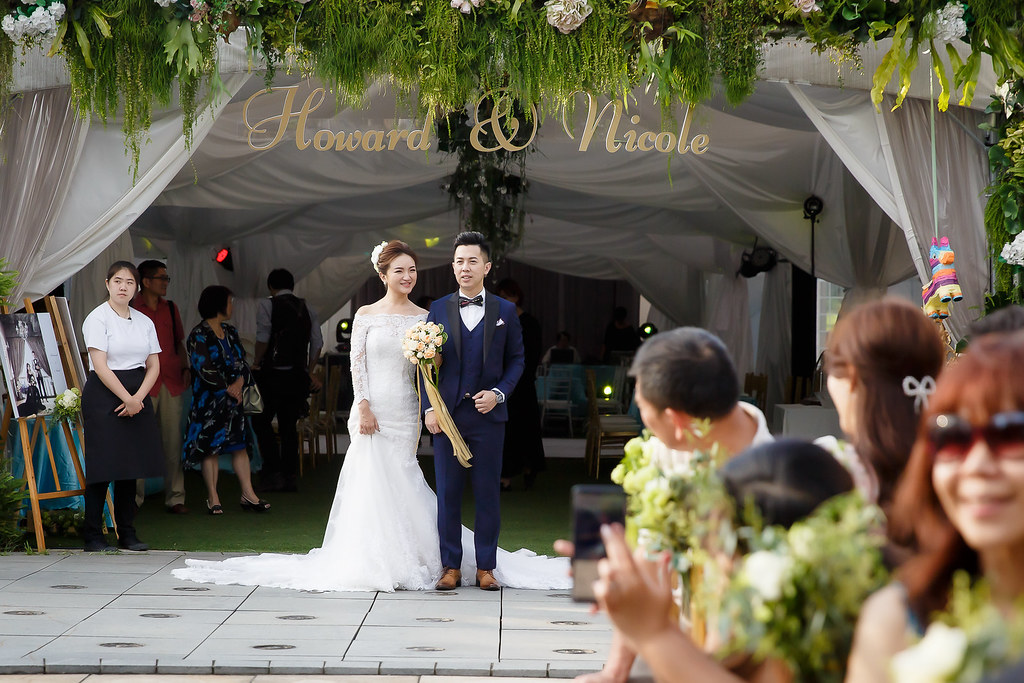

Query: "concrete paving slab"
left=0, top=555, right=66, bottom=580
left=0, top=591, right=115, bottom=610
left=0, top=607, right=100, bottom=636
left=248, top=586, right=377, bottom=601
left=374, top=589, right=499, bottom=603
left=221, top=606, right=367, bottom=627
left=212, top=659, right=271, bottom=674
left=432, top=660, right=495, bottom=676
left=501, top=589, right=577, bottom=604
left=105, top=594, right=249, bottom=611
left=43, top=657, right=101, bottom=674
left=265, top=658, right=328, bottom=674
left=3, top=571, right=144, bottom=596
left=363, top=599, right=499, bottom=628
left=0, top=673, right=77, bottom=681
left=33, top=635, right=207, bottom=659
left=377, top=658, right=438, bottom=675
left=345, top=626, right=498, bottom=660
left=0, top=635, right=55, bottom=658
left=55, top=554, right=179, bottom=575
left=0, top=657, right=46, bottom=674
left=500, top=604, right=609, bottom=631
left=234, top=597, right=374, bottom=620
left=63, top=609, right=229, bottom=639
left=208, top=624, right=358, bottom=642
left=500, top=629, right=609, bottom=662
left=154, top=659, right=216, bottom=674
left=489, top=661, right=550, bottom=677
left=321, top=660, right=382, bottom=675
left=548, top=663, right=603, bottom=678
left=128, top=574, right=256, bottom=597
left=98, top=657, right=159, bottom=674
left=189, top=638, right=351, bottom=660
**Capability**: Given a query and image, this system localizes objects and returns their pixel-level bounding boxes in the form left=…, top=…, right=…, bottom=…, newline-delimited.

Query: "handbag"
left=241, top=382, right=264, bottom=415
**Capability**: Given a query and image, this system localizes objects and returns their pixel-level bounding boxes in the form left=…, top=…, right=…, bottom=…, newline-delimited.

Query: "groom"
left=424, top=231, right=525, bottom=591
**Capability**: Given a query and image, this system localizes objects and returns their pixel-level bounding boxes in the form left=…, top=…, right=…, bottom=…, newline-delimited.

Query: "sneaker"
left=118, top=538, right=150, bottom=552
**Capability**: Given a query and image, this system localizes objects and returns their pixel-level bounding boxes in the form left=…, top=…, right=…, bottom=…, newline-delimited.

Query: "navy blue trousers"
left=433, top=400, right=505, bottom=570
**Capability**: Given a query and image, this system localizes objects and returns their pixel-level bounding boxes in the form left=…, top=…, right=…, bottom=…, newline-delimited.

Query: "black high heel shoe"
left=240, top=496, right=271, bottom=512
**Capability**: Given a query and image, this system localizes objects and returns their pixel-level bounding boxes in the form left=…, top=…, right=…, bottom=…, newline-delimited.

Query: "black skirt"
left=82, top=368, right=164, bottom=484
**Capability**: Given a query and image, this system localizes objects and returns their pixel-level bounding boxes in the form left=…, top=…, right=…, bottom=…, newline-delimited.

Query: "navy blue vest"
left=457, top=318, right=485, bottom=405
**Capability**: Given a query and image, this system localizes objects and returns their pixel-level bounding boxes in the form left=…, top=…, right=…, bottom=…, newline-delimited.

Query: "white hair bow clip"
left=902, top=375, right=936, bottom=413
left=371, top=241, right=389, bottom=274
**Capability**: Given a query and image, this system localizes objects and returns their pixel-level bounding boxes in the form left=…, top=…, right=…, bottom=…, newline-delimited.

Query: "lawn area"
left=34, top=452, right=615, bottom=555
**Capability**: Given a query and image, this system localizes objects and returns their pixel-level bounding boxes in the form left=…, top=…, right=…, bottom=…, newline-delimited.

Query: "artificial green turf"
left=37, top=454, right=615, bottom=555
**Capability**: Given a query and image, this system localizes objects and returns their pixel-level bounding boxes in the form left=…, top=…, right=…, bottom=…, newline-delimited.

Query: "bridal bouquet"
left=890, top=573, right=1024, bottom=683
left=51, top=387, right=82, bottom=424
left=709, top=494, right=888, bottom=683
left=404, top=321, right=473, bottom=468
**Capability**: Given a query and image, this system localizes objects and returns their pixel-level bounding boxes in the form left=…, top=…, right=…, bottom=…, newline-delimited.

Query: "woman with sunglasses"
left=845, top=331, right=1024, bottom=682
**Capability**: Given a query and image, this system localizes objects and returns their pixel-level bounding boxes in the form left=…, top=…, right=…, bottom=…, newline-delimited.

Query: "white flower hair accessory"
left=370, top=241, right=389, bottom=274
left=902, top=375, right=936, bottom=413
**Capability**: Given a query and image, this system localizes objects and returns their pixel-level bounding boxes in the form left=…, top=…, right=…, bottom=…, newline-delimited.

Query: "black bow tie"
left=459, top=295, right=484, bottom=308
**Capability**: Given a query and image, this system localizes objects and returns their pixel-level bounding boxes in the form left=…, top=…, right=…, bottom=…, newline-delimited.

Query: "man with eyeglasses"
left=134, top=259, right=190, bottom=514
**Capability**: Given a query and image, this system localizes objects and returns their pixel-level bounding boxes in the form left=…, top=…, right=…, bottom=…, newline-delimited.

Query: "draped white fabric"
left=0, top=87, right=88, bottom=306
left=787, top=84, right=989, bottom=336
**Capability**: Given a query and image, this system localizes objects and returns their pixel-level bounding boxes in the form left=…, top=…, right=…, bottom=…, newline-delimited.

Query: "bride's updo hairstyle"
left=376, top=240, right=418, bottom=275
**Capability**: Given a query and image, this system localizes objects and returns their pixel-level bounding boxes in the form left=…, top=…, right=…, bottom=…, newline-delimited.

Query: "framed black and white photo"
left=0, top=313, right=70, bottom=419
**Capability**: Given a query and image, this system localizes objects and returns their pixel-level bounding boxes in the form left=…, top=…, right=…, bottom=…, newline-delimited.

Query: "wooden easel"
left=0, top=296, right=100, bottom=551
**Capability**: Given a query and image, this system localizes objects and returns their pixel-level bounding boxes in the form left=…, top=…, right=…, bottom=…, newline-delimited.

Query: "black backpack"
left=267, top=293, right=312, bottom=369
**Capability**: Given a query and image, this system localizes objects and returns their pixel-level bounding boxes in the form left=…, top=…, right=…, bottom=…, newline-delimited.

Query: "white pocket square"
left=496, top=318, right=505, bottom=327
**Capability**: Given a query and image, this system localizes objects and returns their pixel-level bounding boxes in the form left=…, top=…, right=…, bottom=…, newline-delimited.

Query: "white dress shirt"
left=458, top=288, right=486, bottom=331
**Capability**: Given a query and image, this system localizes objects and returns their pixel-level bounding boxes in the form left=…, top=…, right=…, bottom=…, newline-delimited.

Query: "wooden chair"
left=596, top=365, right=630, bottom=415
left=784, top=375, right=814, bottom=404
left=584, top=369, right=642, bottom=479
left=743, top=372, right=768, bottom=412
left=298, top=366, right=326, bottom=475
left=541, top=364, right=576, bottom=437
left=315, top=364, right=343, bottom=459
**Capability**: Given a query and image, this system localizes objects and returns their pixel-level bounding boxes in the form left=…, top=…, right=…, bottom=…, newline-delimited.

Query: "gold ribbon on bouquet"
left=418, top=359, right=473, bottom=468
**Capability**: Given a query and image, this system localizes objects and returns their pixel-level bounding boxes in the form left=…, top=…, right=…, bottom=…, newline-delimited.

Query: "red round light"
left=215, top=248, right=230, bottom=263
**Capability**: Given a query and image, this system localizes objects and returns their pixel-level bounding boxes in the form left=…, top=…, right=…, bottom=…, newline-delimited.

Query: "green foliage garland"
left=0, top=471, right=27, bottom=552
left=982, top=79, right=1024, bottom=306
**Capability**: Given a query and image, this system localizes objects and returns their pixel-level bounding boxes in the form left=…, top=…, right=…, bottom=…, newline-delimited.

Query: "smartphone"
left=570, top=484, right=627, bottom=603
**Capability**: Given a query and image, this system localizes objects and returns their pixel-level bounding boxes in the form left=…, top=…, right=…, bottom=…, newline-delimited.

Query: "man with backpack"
left=252, top=268, right=323, bottom=493
left=134, top=259, right=190, bottom=514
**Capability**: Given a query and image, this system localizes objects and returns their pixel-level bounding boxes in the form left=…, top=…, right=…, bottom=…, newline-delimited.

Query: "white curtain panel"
left=21, top=72, right=252, bottom=302
left=0, top=87, right=88, bottom=306
left=787, top=83, right=989, bottom=338
left=755, top=263, right=793, bottom=413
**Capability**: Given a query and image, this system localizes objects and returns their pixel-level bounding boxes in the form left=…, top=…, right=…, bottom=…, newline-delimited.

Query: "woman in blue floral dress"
left=184, top=285, right=270, bottom=515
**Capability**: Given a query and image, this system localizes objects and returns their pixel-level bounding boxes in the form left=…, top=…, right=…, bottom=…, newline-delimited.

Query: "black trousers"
left=83, top=480, right=137, bottom=544
left=252, top=368, right=308, bottom=480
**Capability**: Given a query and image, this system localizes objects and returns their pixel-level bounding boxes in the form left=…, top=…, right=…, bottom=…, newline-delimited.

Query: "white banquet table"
left=773, top=404, right=844, bottom=439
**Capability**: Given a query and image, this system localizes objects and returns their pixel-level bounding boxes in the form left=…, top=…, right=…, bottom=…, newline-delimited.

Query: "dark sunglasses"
left=928, top=412, right=1024, bottom=462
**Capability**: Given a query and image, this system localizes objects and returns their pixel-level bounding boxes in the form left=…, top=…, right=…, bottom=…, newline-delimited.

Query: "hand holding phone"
left=570, top=484, right=627, bottom=602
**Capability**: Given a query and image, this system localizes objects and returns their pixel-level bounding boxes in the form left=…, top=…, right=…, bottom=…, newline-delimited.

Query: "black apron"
left=82, top=368, right=164, bottom=484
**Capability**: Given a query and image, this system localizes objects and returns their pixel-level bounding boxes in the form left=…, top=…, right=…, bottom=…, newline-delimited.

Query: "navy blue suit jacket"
left=425, top=292, right=525, bottom=423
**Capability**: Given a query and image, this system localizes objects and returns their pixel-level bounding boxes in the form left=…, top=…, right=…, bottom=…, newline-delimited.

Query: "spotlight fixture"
left=738, top=244, right=778, bottom=278
left=336, top=318, right=353, bottom=343
left=213, top=247, right=234, bottom=271
left=639, top=322, right=658, bottom=340
left=803, top=196, right=823, bottom=277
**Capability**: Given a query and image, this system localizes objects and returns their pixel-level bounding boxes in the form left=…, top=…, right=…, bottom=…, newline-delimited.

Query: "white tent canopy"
left=1, top=39, right=995, bottom=391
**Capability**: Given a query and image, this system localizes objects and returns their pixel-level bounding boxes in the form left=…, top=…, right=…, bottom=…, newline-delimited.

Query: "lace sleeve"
left=350, top=315, right=371, bottom=406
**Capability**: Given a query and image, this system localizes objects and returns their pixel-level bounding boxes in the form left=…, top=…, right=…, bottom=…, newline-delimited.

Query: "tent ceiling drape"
left=1, top=37, right=996, bottom=380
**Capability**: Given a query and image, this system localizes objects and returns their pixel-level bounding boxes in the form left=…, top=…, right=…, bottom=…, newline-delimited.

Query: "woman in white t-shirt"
left=80, top=261, right=164, bottom=552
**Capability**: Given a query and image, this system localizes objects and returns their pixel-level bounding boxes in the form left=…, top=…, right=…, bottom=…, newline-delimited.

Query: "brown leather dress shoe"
left=476, top=569, right=501, bottom=591
left=435, top=567, right=461, bottom=591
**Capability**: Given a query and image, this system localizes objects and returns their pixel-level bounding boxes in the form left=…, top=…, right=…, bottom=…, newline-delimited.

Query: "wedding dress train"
left=173, top=313, right=569, bottom=592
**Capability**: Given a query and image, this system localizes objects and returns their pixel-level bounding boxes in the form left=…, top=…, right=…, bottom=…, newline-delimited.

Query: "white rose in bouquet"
left=890, top=622, right=967, bottom=683
left=743, top=550, right=793, bottom=602
left=544, top=0, right=593, bottom=34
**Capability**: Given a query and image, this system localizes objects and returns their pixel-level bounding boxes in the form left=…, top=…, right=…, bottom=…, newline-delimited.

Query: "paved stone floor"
left=0, top=551, right=610, bottom=678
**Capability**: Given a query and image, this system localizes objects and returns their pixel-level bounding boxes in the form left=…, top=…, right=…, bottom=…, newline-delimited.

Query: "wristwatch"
left=492, top=389, right=505, bottom=404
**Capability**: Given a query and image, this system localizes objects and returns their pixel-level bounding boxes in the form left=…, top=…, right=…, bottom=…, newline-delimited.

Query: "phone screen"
left=570, top=484, right=627, bottom=602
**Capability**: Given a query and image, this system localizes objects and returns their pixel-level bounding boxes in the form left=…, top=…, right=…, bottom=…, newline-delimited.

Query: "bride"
left=173, top=240, right=569, bottom=591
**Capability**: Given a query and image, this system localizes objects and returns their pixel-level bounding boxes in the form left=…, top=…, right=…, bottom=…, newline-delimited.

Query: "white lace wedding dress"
left=173, top=313, right=569, bottom=592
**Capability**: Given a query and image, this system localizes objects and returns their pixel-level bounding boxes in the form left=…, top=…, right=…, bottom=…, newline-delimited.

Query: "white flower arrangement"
left=925, top=2, right=968, bottom=43
left=402, top=321, right=446, bottom=364
left=1, top=2, right=66, bottom=46
left=51, top=387, right=82, bottom=423
left=544, top=0, right=593, bottom=34
left=1000, top=232, right=1024, bottom=267
left=370, top=240, right=389, bottom=274
left=791, top=0, right=821, bottom=14
left=451, top=0, right=484, bottom=14
left=741, top=550, right=794, bottom=602
left=890, top=623, right=969, bottom=683
left=153, top=0, right=176, bottom=8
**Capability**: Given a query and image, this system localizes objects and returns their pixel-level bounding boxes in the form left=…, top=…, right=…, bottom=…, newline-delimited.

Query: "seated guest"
left=601, top=306, right=640, bottom=364
left=542, top=331, right=582, bottom=366
left=845, top=332, right=1024, bottom=682
left=594, top=440, right=863, bottom=682
left=183, top=286, right=269, bottom=515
